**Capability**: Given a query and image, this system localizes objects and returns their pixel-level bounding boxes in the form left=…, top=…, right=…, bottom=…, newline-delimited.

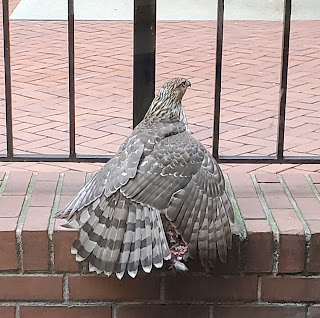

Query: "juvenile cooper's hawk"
left=56, top=78, right=234, bottom=279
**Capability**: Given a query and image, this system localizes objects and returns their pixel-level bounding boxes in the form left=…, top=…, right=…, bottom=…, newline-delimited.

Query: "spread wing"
left=56, top=120, right=185, bottom=221
left=121, top=131, right=234, bottom=267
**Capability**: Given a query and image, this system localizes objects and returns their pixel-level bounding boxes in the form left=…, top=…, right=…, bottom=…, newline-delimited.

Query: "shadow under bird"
left=56, top=77, right=234, bottom=279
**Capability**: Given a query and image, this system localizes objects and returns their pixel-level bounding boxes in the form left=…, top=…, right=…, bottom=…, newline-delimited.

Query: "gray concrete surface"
left=10, top=0, right=320, bottom=20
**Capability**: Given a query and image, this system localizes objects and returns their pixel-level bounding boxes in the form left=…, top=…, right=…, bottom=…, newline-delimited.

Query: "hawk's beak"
left=186, top=80, right=191, bottom=88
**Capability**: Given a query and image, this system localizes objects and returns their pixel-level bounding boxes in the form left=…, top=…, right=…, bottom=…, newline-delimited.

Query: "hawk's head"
left=144, top=77, right=191, bottom=124
left=159, top=77, right=191, bottom=102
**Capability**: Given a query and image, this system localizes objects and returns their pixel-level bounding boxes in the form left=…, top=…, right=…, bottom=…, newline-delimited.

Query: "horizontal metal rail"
left=0, top=154, right=112, bottom=162
left=218, top=156, right=320, bottom=165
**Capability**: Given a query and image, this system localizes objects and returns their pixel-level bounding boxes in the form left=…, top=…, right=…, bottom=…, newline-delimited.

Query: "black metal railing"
left=1, top=0, right=319, bottom=164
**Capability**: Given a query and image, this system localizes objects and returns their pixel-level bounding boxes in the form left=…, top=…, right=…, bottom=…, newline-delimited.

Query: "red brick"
left=255, top=173, right=279, bottom=183
left=22, top=230, right=48, bottom=271
left=212, top=305, right=306, bottom=318
left=0, top=306, right=15, bottom=318
left=22, top=206, right=51, bottom=270
left=261, top=276, right=320, bottom=302
left=29, top=181, right=57, bottom=207
left=0, top=218, right=18, bottom=270
left=236, top=197, right=266, bottom=219
left=3, top=172, right=32, bottom=195
left=54, top=227, right=79, bottom=272
left=308, top=221, right=320, bottom=273
left=259, top=183, right=292, bottom=209
left=211, top=233, right=241, bottom=275
left=61, top=172, right=86, bottom=195
left=0, top=196, right=25, bottom=217
left=272, top=209, right=304, bottom=235
left=23, top=206, right=51, bottom=231
left=227, top=173, right=257, bottom=198
left=20, top=306, right=111, bottom=318
left=245, top=220, right=273, bottom=273
left=117, top=305, right=209, bottom=318
left=295, top=198, right=320, bottom=220
left=35, top=172, right=60, bottom=182
left=310, top=305, right=320, bottom=318
left=0, top=276, right=63, bottom=301
left=310, top=174, right=320, bottom=184
left=164, top=275, right=258, bottom=301
left=69, top=275, right=160, bottom=301
left=278, top=234, right=305, bottom=273
left=282, top=174, right=315, bottom=197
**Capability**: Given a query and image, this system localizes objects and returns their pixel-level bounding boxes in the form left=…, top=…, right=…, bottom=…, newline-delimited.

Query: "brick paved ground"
left=0, top=0, right=318, bottom=173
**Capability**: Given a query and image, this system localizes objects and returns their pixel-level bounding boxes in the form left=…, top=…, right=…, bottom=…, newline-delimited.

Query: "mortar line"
left=0, top=172, right=10, bottom=197
left=47, top=173, right=64, bottom=272
left=306, top=304, right=311, bottom=318
left=63, top=274, right=69, bottom=303
left=209, top=305, right=214, bottom=318
left=76, top=172, right=93, bottom=274
left=224, top=174, right=247, bottom=240
left=257, top=276, right=262, bottom=302
left=15, top=304, right=19, bottom=318
left=225, top=174, right=248, bottom=273
left=306, top=175, right=320, bottom=202
left=15, top=173, right=37, bottom=271
left=251, top=174, right=280, bottom=275
left=112, top=303, right=118, bottom=318
left=278, top=175, right=311, bottom=273
left=0, top=300, right=309, bottom=306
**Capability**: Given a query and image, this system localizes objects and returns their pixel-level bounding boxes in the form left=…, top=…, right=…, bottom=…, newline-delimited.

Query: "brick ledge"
left=0, top=171, right=320, bottom=318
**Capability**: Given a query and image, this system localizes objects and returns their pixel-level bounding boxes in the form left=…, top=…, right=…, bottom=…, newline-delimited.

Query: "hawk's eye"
left=181, top=81, right=186, bottom=88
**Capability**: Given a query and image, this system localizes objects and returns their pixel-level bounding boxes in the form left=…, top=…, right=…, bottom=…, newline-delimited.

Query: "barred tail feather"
left=65, top=192, right=170, bottom=279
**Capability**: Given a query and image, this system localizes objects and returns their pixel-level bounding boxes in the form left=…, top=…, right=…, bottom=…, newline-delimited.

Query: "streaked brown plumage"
left=56, top=77, right=234, bottom=279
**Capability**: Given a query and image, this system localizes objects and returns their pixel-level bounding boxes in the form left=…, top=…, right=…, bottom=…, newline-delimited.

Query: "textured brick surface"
left=69, top=275, right=161, bottom=301
left=20, top=306, right=112, bottom=318
left=117, top=305, right=209, bottom=318
left=0, top=219, right=18, bottom=270
left=53, top=228, right=79, bottom=272
left=278, top=234, right=305, bottom=273
left=0, top=306, right=15, bottom=318
left=3, top=172, right=32, bottom=195
left=164, top=275, right=258, bottom=301
left=245, top=220, right=274, bottom=273
left=308, top=221, right=320, bottom=273
left=310, top=305, right=320, bottom=318
left=261, top=276, right=320, bottom=302
left=212, top=305, right=306, bottom=318
left=22, top=206, right=51, bottom=271
left=0, top=276, right=63, bottom=301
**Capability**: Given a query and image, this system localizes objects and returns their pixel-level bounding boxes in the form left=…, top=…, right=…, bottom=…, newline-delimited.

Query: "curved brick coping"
left=0, top=171, right=320, bottom=317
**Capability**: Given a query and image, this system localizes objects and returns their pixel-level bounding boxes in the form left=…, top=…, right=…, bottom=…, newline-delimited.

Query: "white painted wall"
left=10, top=0, right=320, bottom=21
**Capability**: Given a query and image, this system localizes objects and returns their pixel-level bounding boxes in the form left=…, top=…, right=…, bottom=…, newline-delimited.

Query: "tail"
left=56, top=191, right=171, bottom=279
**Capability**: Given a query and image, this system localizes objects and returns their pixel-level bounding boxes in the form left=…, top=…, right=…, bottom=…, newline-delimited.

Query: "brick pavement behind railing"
left=1, top=172, right=320, bottom=318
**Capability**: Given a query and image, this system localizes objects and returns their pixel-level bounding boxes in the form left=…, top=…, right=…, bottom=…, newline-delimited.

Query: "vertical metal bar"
left=2, top=0, right=13, bottom=158
left=213, top=0, right=224, bottom=159
left=133, top=0, right=156, bottom=127
left=68, top=0, right=76, bottom=158
left=277, top=0, right=292, bottom=159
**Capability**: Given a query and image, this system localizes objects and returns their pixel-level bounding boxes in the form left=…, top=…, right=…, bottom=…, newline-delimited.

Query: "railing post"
left=276, top=0, right=292, bottom=160
left=133, top=0, right=156, bottom=127
left=68, top=0, right=76, bottom=159
left=213, top=0, right=224, bottom=159
left=2, top=0, right=13, bottom=158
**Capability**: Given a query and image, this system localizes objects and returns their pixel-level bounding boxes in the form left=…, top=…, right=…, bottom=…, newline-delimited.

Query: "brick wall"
left=1, top=171, right=320, bottom=318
